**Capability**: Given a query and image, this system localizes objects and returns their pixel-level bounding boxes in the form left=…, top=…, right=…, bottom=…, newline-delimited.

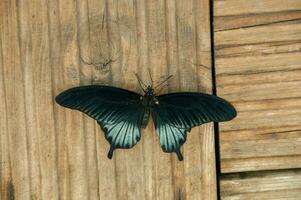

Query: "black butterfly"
left=55, top=75, right=236, bottom=161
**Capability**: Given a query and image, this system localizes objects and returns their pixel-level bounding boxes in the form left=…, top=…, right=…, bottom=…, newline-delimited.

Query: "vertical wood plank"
left=49, top=0, right=71, bottom=198
left=17, top=0, right=60, bottom=198
left=64, top=0, right=90, bottom=199
left=84, top=0, right=112, bottom=199
left=145, top=0, right=171, bottom=199
left=1, top=0, right=216, bottom=199
left=0, top=8, right=12, bottom=199
left=123, top=0, right=147, bottom=198
left=48, top=1, right=67, bottom=200
left=58, top=0, right=88, bottom=199
left=1, top=0, right=31, bottom=199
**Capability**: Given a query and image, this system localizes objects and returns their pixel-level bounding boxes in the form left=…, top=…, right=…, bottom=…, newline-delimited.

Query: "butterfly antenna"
left=135, top=73, right=147, bottom=92
left=154, top=83, right=168, bottom=95
left=148, top=68, right=153, bottom=87
left=154, top=75, right=173, bottom=90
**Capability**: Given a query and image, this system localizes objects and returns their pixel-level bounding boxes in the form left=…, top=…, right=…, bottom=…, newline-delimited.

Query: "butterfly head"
left=145, top=86, right=155, bottom=96
left=143, top=86, right=159, bottom=106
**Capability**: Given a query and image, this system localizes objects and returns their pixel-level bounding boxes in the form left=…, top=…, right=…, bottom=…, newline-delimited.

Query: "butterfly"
left=55, top=74, right=236, bottom=161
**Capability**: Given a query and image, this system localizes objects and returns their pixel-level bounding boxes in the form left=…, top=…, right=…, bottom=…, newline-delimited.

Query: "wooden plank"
left=0, top=0, right=216, bottom=199
left=214, top=0, right=301, bottom=173
left=0, top=3, right=11, bottom=199
left=164, top=0, right=217, bottom=199
left=76, top=0, right=102, bottom=196
left=215, top=10, right=301, bottom=31
left=17, top=0, right=60, bottom=199
left=145, top=1, right=173, bottom=199
left=113, top=1, right=147, bottom=199
left=49, top=0, right=72, bottom=199
left=1, top=0, right=31, bottom=199
left=221, top=169, right=301, bottom=200
left=222, top=155, right=301, bottom=173
left=60, top=0, right=91, bottom=199
left=215, top=0, right=301, bottom=17
left=215, top=21, right=301, bottom=46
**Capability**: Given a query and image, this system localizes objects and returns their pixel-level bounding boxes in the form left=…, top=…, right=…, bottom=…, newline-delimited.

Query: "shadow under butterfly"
left=55, top=73, right=236, bottom=161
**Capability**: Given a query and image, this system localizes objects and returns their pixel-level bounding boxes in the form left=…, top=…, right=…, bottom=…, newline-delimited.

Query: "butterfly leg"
left=107, top=145, right=115, bottom=159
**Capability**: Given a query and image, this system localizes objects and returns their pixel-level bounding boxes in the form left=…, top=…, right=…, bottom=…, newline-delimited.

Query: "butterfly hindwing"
left=55, top=85, right=145, bottom=158
left=151, top=109, right=187, bottom=160
left=97, top=107, right=145, bottom=158
left=151, top=92, right=236, bottom=160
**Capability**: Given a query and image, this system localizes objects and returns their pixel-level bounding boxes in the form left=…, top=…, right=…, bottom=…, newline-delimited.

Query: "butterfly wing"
left=151, top=92, right=236, bottom=160
left=55, top=85, right=145, bottom=158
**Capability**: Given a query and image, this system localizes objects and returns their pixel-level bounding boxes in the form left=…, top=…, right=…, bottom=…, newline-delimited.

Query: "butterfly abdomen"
left=141, top=108, right=150, bottom=128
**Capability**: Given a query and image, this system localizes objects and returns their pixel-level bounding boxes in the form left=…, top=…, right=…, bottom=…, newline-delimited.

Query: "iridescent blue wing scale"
left=55, top=85, right=145, bottom=159
left=151, top=92, right=236, bottom=161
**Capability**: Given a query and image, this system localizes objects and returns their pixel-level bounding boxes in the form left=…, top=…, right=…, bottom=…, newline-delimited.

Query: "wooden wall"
left=0, top=0, right=216, bottom=199
left=1, top=0, right=301, bottom=199
left=214, top=0, right=301, bottom=199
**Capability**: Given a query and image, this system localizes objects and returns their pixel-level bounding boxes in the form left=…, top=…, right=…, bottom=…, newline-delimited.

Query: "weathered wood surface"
left=0, top=0, right=216, bottom=199
left=215, top=0, right=301, bottom=173
left=221, top=169, right=301, bottom=200
left=214, top=0, right=301, bottom=199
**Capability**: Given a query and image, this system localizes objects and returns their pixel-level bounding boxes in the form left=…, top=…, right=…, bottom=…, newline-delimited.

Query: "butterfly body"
left=140, top=86, right=159, bottom=128
left=56, top=84, right=236, bottom=161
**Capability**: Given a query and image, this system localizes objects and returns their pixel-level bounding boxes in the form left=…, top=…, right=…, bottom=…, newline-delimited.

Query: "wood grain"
left=0, top=0, right=216, bottom=199
left=215, top=0, right=301, bottom=17
left=221, top=169, right=301, bottom=200
left=214, top=0, right=301, bottom=199
left=215, top=0, right=301, bottom=173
